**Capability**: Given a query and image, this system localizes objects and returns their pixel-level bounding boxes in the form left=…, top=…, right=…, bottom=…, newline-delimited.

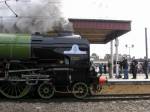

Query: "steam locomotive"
left=0, top=33, right=99, bottom=99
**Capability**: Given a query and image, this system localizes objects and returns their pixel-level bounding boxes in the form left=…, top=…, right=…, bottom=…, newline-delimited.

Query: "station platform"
left=104, top=73, right=148, bottom=79
left=107, top=73, right=150, bottom=85
left=100, top=73, right=150, bottom=94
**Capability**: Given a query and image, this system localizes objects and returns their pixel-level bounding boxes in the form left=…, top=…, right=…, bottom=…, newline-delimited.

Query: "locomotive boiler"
left=0, top=33, right=99, bottom=99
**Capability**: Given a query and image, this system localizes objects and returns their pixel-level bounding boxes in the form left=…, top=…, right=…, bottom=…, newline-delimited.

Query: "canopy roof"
left=69, top=18, right=131, bottom=44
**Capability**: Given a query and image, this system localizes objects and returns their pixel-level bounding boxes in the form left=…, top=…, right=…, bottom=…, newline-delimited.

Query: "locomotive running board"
left=8, top=68, right=42, bottom=73
left=0, top=78, right=50, bottom=81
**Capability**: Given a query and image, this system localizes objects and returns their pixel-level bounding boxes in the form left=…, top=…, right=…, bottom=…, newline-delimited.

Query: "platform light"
left=16, top=0, right=31, bottom=2
left=125, top=44, right=134, bottom=58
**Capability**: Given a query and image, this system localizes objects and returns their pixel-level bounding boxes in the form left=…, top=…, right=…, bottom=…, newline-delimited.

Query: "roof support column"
left=110, top=41, right=114, bottom=78
left=115, top=38, right=119, bottom=78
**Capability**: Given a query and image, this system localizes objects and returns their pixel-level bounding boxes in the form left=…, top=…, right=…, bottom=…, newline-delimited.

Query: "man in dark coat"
left=122, top=57, right=128, bottom=79
left=130, top=59, right=138, bottom=79
left=142, top=59, right=149, bottom=79
left=103, top=64, right=107, bottom=74
left=99, top=63, right=103, bottom=75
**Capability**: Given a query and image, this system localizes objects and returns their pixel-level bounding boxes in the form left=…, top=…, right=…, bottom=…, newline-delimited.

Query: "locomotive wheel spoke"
left=72, top=82, right=88, bottom=99
left=0, top=82, right=31, bottom=99
left=38, top=82, right=55, bottom=99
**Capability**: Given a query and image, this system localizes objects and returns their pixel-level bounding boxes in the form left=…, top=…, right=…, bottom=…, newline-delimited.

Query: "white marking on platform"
left=107, top=79, right=150, bottom=85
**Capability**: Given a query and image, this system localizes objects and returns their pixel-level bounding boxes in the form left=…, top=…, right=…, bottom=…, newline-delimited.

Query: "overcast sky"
left=0, top=0, right=150, bottom=59
left=62, top=0, right=150, bottom=59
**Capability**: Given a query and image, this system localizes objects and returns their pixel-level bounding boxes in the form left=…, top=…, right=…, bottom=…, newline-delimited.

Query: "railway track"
left=1, top=94, right=150, bottom=103
left=84, top=94, right=150, bottom=101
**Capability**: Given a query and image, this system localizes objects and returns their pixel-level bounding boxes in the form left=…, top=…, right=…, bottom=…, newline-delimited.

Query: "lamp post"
left=125, top=44, right=134, bottom=59
left=0, top=16, right=2, bottom=32
left=145, top=28, right=148, bottom=78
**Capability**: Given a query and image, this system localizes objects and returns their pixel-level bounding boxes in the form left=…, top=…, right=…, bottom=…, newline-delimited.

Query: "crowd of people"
left=118, top=57, right=149, bottom=79
left=95, top=57, right=149, bottom=79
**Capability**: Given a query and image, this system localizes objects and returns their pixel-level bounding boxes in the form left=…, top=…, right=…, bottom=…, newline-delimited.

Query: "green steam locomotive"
left=0, top=33, right=99, bottom=99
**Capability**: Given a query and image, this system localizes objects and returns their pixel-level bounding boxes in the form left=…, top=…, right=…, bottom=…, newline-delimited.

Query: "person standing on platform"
left=108, top=61, right=112, bottom=78
left=99, top=63, right=103, bottom=75
left=131, top=58, right=138, bottom=79
left=103, top=64, right=107, bottom=74
left=142, top=58, right=149, bottom=79
left=122, top=57, right=128, bottom=79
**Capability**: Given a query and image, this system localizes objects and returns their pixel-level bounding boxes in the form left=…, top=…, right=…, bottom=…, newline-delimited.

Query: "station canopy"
left=69, top=18, right=131, bottom=44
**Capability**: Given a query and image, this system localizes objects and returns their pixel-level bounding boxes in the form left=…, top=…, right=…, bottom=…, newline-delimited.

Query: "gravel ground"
left=0, top=99, right=150, bottom=112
